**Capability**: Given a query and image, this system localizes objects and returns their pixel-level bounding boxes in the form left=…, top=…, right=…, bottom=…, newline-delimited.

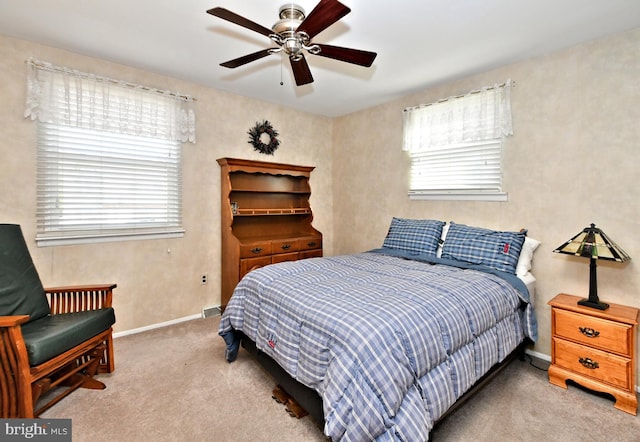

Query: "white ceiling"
left=1, top=0, right=640, bottom=117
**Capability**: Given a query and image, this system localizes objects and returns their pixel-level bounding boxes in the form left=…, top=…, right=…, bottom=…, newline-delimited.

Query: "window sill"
left=36, top=229, right=185, bottom=247
left=408, top=192, right=508, bottom=202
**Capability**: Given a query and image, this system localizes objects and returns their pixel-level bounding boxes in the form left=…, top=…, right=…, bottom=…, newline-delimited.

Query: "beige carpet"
left=41, top=316, right=640, bottom=441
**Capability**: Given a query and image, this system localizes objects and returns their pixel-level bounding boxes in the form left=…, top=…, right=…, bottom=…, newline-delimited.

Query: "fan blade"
left=296, top=0, right=350, bottom=40
left=314, top=44, right=377, bottom=67
left=207, top=7, right=273, bottom=37
left=220, top=49, right=275, bottom=68
left=290, top=56, right=314, bottom=86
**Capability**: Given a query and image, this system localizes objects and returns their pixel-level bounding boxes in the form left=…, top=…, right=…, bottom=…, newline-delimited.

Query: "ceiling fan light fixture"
left=272, top=29, right=313, bottom=59
left=283, top=36, right=304, bottom=57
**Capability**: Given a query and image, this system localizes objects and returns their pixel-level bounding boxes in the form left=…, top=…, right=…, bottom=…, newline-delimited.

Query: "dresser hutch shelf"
left=217, top=157, right=322, bottom=310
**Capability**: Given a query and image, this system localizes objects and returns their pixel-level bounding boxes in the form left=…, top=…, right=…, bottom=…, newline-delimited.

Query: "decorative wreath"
left=248, top=120, right=280, bottom=155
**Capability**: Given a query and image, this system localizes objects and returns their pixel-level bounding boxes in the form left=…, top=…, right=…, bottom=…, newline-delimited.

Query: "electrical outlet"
left=201, top=274, right=208, bottom=285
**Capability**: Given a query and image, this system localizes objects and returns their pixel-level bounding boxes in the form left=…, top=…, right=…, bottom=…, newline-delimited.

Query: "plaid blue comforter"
left=219, top=251, right=536, bottom=441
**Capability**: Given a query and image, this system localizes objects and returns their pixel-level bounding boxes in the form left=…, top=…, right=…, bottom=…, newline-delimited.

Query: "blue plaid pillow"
left=382, top=218, right=445, bottom=256
left=441, top=222, right=525, bottom=274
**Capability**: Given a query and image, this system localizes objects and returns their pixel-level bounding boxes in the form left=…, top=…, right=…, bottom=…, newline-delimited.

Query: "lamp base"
left=578, top=298, right=609, bottom=310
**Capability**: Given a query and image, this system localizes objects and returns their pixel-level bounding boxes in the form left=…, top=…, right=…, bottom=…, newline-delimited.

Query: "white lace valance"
left=402, top=79, right=512, bottom=152
left=24, top=58, right=196, bottom=143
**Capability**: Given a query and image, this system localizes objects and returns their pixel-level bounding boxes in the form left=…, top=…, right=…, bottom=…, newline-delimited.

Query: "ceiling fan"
left=206, top=0, right=377, bottom=86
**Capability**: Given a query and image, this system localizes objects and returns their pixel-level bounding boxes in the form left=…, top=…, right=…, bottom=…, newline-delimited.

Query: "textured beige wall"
left=0, top=35, right=333, bottom=333
left=333, top=28, right=640, bottom=362
left=2, top=28, right=640, bottom=365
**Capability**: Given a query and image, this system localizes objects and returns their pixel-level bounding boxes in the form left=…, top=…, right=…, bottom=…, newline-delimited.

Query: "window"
left=37, top=124, right=182, bottom=244
left=25, top=59, right=196, bottom=246
left=402, top=80, right=513, bottom=201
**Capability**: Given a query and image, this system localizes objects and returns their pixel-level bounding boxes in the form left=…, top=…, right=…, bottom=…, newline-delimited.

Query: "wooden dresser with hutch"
left=217, top=157, right=322, bottom=310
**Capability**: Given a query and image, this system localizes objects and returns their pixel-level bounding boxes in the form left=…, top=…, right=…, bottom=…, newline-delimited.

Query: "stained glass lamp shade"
left=553, top=223, right=631, bottom=310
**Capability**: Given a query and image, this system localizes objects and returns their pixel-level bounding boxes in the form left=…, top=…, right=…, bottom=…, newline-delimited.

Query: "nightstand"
left=548, top=293, right=639, bottom=415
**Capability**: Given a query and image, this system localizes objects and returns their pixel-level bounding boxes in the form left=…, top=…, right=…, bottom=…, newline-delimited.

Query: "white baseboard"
left=113, top=313, right=202, bottom=339
left=525, top=348, right=551, bottom=362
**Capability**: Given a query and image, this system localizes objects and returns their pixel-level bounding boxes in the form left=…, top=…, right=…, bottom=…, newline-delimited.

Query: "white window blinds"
left=409, top=139, right=502, bottom=194
left=25, top=59, right=195, bottom=245
left=36, top=124, right=182, bottom=243
left=402, top=80, right=513, bottom=201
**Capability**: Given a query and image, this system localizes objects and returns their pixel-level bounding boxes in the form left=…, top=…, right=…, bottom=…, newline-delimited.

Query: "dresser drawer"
left=553, top=308, right=632, bottom=356
left=298, top=236, right=322, bottom=251
left=271, top=252, right=299, bottom=264
left=300, top=249, right=323, bottom=259
left=553, top=338, right=632, bottom=390
left=240, top=242, right=272, bottom=258
left=272, top=239, right=299, bottom=254
left=240, top=256, right=272, bottom=278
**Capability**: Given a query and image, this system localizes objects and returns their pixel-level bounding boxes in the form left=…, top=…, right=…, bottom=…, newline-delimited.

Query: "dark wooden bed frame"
left=241, top=332, right=532, bottom=434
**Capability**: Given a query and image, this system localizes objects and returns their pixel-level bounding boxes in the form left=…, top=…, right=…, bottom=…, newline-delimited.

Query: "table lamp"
left=553, top=223, right=631, bottom=310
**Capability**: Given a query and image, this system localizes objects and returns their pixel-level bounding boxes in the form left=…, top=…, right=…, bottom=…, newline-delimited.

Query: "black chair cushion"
left=0, top=224, right=50, bottom=322
left=21, top=308, right=116, bottom=366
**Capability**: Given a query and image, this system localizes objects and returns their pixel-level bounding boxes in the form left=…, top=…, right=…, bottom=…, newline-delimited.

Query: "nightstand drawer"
left=553, top=338, right=632, bottom=390
left=554, top=308, right=632, bottom=356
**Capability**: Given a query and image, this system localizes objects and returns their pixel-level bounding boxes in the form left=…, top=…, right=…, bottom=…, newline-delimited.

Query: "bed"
left=219, top=219, right=539, bottom=441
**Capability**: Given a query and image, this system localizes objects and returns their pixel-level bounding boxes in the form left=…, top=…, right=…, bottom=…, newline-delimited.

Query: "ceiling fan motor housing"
left=271, top=4, right=313, bottom=60
left=272, top=4, right=305, bottom=34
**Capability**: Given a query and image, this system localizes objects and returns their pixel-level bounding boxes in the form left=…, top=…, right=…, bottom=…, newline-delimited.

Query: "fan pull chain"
left=280, top=53, right=284, bottom=86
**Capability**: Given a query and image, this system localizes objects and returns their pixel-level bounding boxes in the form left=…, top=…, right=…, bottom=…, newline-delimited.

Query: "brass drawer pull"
left=579, top=326, right=600, bottom=338
left=579, top=357, right=599, bottom=370
left=251, top=247, right=263, bottom=254
left=281, top=244, right=291, bottom=250
left=307, top=241, right=317, bottom=247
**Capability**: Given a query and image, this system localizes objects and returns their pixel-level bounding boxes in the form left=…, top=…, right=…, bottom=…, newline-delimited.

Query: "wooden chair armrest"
left=45, top=284, right=117, bottom=314
left=0, top=315, right=30, bottom=328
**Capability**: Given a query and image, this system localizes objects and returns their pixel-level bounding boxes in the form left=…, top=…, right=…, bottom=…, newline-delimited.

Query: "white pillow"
left=518, top=271, right=537, bottom=306
left=516, top=236, right=541, bottom=277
